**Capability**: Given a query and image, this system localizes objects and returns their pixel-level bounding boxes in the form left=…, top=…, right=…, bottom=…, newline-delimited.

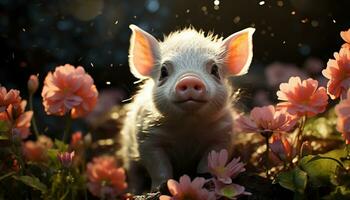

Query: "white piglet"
left=119, top=24, right=255, bottom=193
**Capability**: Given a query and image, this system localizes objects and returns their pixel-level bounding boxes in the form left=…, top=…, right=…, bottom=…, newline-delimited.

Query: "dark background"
left=1, top=0, right=350, bottom=106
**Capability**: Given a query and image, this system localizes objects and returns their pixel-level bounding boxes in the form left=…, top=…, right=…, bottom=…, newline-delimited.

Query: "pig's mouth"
left=173, top=98, right=207, bottom=109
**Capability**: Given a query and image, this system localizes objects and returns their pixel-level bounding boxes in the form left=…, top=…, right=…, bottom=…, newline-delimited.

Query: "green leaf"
left=323, top=186, right=350, bottom=200
left=276, top=167, right=308, bottom=194
left=0, top=172, right=16, bottom=181
left=0, top=121, right=10, bottom=132
left=0, top=135, right=8, bottom=140
left=13, top=175, right=47, bottom=193
left=299, top=149, right=346, bottom=187
left=54, top=139, right=68, bottom=152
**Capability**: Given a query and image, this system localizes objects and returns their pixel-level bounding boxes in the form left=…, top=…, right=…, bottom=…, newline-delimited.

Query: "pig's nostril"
left=180, top=85, right=187, bottom=91
left=194, top=85, right=202, bottom=91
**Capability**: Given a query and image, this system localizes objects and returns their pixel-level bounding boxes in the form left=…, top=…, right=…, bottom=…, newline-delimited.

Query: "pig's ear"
left=222, top=28, right=255, bottom=76
left=129, top=24, right=160, bottom=79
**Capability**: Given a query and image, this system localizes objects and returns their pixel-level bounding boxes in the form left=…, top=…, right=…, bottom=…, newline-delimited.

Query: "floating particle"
left=22, top=28, right=26, bottom=32
left=259, top=1, right=265, bottom=6
left=250, top=23, right=256, bottom=27
left=201, top=6, right=207, bottom=12
left=291, top=11, right=296, bottom=15
left=270, top=33, right=275, bottom=37
left=301, top=18, right=308, bottom=23
left=111, top=112, right=119, bottom=119
left=186, top=9, right=190, bottom=13
left=146, top=0, right=160, bottom=13
left=282, top=40, right=286, bottom=44
left=311, top=20, right=319, bottom=27
left=214, top=0, right=220, bottom=6
left=106, top=81, right=111, bottom=85
left=332, top=19, right=336, bottom=23
left=134, top=15, right=137, bottom=19
left=114, top=20, right=119, bottom=24
left=110, top=63, right=113, bottom=67
left=261, top=30, right=266, bottom=35
left=90, top=62, right=94, bottom=67
left=214, top=5, right=219, bottom=10
left=175, top=14, right=179, bottom=18
left=233, top=16, right=240, bottom=24
left=277, top=1, right=283, bottom=7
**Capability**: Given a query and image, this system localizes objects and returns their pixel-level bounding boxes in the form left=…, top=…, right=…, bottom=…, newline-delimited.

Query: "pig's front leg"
left=140, top=143, right=173, bottom=190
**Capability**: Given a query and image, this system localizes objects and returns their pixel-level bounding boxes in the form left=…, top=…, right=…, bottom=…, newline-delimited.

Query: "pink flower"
left=0, top=87, right=21, bottom=112
left=22, top=136, right=53, bottom=162
left=341, top=28, right=350, bottom=49
left=160, top=175, right=215, bottom=200
left=57, top=151, right=75, bottom=168
left=213, top=180, right=251, bottom=200
left=335, top=89, right=350, bottom=144
left=27, top=75, right=39, bottom=94
left=269, top=134, right=294, bottom=162
left=12, top=110, right=33, bottom=139
left=265, top=62, right=307, bottom=88
left=86, top=156, right=127, bottom=199
left=70, top=131, right=83, bottom=148
left=208, top=149, right=245, bottom=184
left=277, top=77, right=328, bottom=117
left=235, top=105, right=297, bottom=135
left=41, top=64, right=98, bottom=118
left=0, top=100, right=33, bottom=139
left=322, top=48, right=350, bottom=100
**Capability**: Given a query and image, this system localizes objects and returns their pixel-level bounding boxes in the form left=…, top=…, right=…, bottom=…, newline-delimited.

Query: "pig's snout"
left=175, top=75, right=207, bottom=103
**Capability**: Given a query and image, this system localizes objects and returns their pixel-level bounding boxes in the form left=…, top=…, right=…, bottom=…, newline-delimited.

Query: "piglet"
left=119, top=24, right=255, bottom=193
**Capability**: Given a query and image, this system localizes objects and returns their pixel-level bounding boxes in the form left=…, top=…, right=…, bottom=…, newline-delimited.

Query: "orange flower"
left=270, top=134, right=294, bottom=162
left=335, top=89, right=350, bottom=144
left=235, top=105, right=297, bottom=135
left=341, top=28, right=350, bottom=49
left=0, top=87, right=21, bottom=112
left=277, top=77, right=328, bottom=117
left=1, top=100, right=33, bottom=139
left=160, top=175, right=215, bottom=200
left=322, top=48, right=350, bottom=99
left=41, top=64, right=98, bottom=118
left=22, top=136, right=53, bottom=162
left=87, top=156, right=127, bottom=199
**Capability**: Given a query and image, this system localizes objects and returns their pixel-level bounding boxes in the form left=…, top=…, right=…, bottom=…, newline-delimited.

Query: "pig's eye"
left=159, top=66, right=169, bottom=81
left=210, top=64, right=220, bottom=79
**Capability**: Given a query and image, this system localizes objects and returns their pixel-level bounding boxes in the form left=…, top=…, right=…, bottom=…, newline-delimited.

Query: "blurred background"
left=0, top=0, right=349, bottom=138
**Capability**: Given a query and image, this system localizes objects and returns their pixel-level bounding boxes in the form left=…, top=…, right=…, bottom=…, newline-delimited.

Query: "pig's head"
left=128, top=25, right=254, bottom=118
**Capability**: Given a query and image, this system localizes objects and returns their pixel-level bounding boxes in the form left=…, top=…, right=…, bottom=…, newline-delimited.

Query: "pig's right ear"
left=128, top=25, right=160, bottom=79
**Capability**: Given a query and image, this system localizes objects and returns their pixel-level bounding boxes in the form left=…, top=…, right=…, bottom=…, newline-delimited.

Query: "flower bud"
left=27, top=75, right=39, bottom=94
left=57, top=151, right=75, bottom=168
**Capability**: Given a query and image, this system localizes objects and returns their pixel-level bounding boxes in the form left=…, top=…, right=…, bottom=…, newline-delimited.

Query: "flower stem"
left=29, top=94, right=40, bottom=138
left=295, top=116, right=307, bottom=161
left=265, top=135, right=270, bottom=179
left=62, top=111, right=72, bottom=142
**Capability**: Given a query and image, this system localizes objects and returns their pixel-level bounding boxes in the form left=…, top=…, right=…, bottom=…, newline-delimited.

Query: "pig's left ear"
left=222, top=28, right=255, bottom=76
left=129, top=24, right=160, bottom=79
